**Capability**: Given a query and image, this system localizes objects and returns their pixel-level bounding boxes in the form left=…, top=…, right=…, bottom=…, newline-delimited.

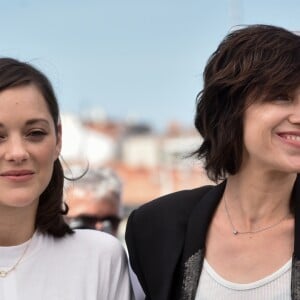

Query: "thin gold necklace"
left=0, top=237, right=32, bottom=278
left=224, top=196, right=290, bottom=235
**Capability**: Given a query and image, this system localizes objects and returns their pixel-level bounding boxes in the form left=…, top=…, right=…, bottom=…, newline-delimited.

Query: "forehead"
left=0, top=84, right=53, bottom=122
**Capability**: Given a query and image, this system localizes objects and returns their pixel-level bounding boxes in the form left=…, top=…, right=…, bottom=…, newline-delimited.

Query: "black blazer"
left=125, top=177, right=300, bottom=300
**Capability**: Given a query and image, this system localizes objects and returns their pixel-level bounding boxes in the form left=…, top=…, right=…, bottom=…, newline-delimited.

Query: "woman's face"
left=242, top=86, right=300, bottom=174
left=0, top=84, right=61, bottom=209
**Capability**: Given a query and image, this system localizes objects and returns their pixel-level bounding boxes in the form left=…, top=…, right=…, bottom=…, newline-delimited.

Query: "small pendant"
left=233, top=230, right=238, bottom=235
left=0, top=270, right=7, bottom=278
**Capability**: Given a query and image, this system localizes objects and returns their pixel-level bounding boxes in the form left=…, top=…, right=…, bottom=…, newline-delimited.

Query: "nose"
left=4, top=136, right=29, bottom=163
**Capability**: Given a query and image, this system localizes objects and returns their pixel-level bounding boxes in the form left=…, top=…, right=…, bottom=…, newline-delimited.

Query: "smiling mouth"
left=280, top=134, right=300, bottom=142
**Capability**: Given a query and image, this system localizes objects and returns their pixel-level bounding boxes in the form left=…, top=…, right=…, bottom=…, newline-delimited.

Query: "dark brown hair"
left=194, top=24, right=300, bottom=182
left=0, top=57, right=73, bottom=237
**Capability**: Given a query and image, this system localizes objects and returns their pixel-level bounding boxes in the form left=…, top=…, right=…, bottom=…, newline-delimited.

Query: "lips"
left=277, top=132, right=300, bottom=147
left=0, top=170, right=35, bottom=176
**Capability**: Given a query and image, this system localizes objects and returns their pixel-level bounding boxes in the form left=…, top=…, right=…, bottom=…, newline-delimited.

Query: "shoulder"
left=71, top=230, right=124, bottom=256
left=125, top=185, right=215, bottom=254
left=125, top=185, right=215, bottom=296
left=34, top=231, right=133, bottom=300
left=44, top=229, right=125, bottom=259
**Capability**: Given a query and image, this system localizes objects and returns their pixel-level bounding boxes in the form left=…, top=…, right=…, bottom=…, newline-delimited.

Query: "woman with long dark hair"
left=0, top=57, right=133, bottom=299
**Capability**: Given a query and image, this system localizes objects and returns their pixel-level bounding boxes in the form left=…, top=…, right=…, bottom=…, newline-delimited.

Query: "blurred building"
left=60, top=114, right=116, bottom=165
left=61, top=112, right=213, bottom=215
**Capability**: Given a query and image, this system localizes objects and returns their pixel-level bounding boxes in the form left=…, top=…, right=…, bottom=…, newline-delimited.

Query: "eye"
left=273, top=94, right=292, bottom=102
left=26, top=130, right=47, bottom=140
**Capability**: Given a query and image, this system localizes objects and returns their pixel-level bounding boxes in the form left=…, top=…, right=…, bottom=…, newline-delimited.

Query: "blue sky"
left=0, top=0, right=299, bottom=131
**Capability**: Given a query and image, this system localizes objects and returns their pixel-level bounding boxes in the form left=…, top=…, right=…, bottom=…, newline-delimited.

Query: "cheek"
left=55, top=130, right=62, bottom=159
left=242, top=123, right=271, bottom=163
left=243, top=110, right=271, bottom=152
left=243, top=123, right=259, bottom=151
left=35, top=143, right=59, bottom=174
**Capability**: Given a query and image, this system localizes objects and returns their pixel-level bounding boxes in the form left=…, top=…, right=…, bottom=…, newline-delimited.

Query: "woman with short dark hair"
left=126, top=24, right=300, bottom=299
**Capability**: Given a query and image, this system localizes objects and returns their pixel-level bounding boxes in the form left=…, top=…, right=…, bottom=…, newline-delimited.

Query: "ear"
left=55, top=123, right=62, bottom=160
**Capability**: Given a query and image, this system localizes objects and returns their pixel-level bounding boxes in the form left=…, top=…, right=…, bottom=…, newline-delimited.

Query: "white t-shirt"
left=0, top=229, right=134, bottom=300
left=196, top=258, right=292, bottom=300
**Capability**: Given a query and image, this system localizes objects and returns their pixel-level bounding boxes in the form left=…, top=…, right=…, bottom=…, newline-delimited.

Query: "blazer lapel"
left=292, top=176, right=300, bottom=299
left=175, top=175, right=300, bottom=300
left=179, top=181, right=226, bottom=300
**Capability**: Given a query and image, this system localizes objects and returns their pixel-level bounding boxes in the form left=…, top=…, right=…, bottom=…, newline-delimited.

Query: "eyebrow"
left=25, top=118, right=51, bottom=126
left=0, top=118, right=51, bottom=128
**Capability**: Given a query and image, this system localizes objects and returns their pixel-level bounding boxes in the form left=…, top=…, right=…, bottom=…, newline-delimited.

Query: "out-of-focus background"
left=1, top=0, right=299, bottom=236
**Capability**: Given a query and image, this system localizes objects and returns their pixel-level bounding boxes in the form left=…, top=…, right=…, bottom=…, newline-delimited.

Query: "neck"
left=224, top=171, right=296, bottom=231
left=0, top=206, right=36, bottom=246
left=0, top=225, right=35, bottom=247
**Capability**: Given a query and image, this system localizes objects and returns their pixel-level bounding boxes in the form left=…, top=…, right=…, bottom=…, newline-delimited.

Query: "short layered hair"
left=194, top=25, right=300, bottom=182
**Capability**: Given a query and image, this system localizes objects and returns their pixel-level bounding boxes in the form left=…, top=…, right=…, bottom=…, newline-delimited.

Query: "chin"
left=0, top=193, right=39, bottom=209
left=273, top=157, right=300, bottom=174
left=281, top=166, right=300, bottom=174
left=7, top=199, right=37, bottom=208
